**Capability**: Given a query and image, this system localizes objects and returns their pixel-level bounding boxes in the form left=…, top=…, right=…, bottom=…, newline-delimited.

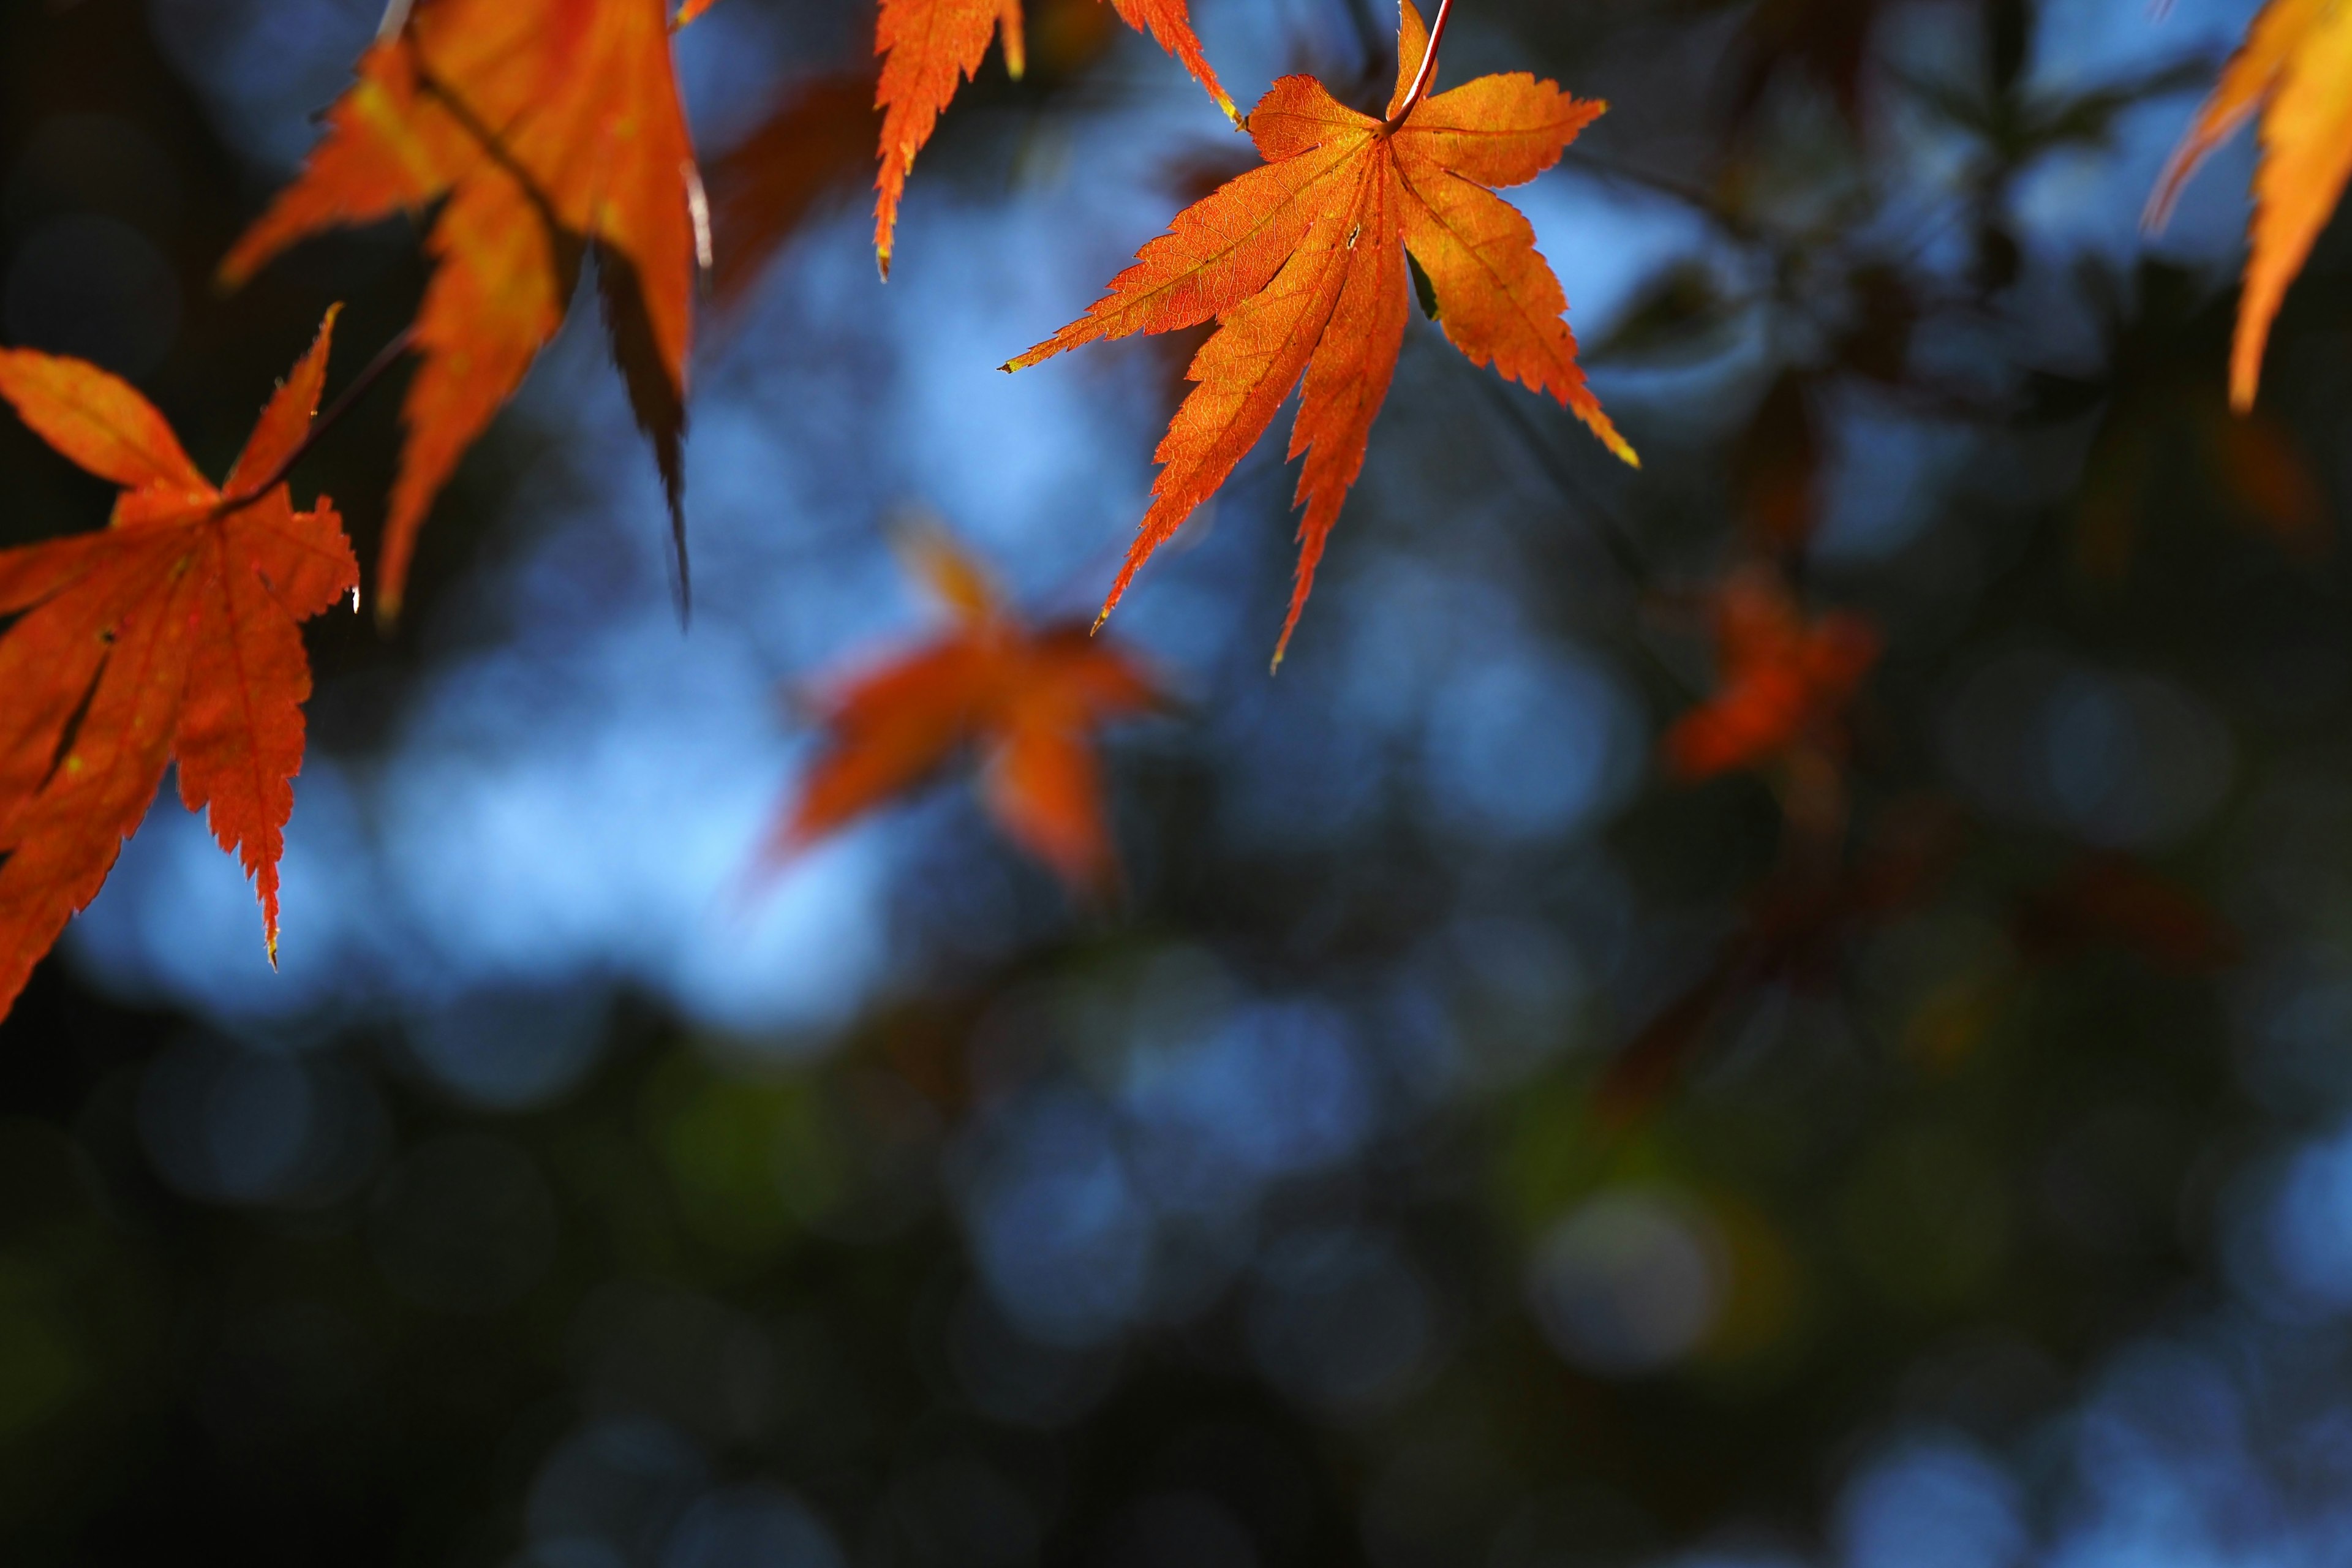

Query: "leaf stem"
left=376, top=0, right=415, bottom=43
left=217, top=325, right=417, bottom=514
left=1384, top=0, right=1456, bottom=130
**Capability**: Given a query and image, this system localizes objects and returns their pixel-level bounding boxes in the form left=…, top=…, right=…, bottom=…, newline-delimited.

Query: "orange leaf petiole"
left=1384, top=0, right=1454, bottom=130
left=212, top=325, right=417, bottom=519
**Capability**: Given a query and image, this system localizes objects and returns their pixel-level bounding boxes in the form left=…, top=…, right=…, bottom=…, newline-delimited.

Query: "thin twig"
left=214, top=325, right=417, bottom=514
left=1384, top=0, right=1454, bottom=130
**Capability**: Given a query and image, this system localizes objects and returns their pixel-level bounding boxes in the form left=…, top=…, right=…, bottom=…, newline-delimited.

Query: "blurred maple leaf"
left=2010, top=853, right=2242, bottom=975
left=1597, top=797, right=1964, bottom=1120
left=766, top=525, right=1162, bottom=897
left=1721, top=0, right=1886, bottom=129
left=1663, top=565, right=1880, bottom=781
left=1007, top=0, right=1636, bottom=664
left=0, top=311, right=358, bottom=1021
left=2149, top=0, right=2352, bottom=409
left=221, top=0, right=701, bottom=621
left=709, top=72, right=880, bottom=305
left=872, top=0, right=1238, bottom=277
left=2041, top=262, right=2328, bottom=575
left=1728, top=371, right=1820, bottom=551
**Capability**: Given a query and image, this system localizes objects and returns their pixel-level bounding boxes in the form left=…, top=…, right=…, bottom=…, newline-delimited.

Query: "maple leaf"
left=873, top=0, right=1238, bottom=277
left=768, top=525, right=1161, bottom=896
left=2010, top=853, right=2242, bottom=975
left=1006, top=0, right=1635, bottom=664
left=0, top=311, right=359, bottom=1022
left=708, top=72, right=881, bottom=304
left=1663, top=567, right=1879, bottom=780
left=1721, top=0, right=1885, bottom=129
left=1596, top=797, right=1962, bottom=1120
left=220, top=0, right=701, bottom=621
left=2148, top=0, right=2352, bottom=409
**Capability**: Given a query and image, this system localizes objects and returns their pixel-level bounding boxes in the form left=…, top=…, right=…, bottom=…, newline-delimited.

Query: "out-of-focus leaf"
left=709, top=73, right=880, bottom=304
left=221, top=0, right=701, bottom=620
left=766, top=523, right=1163, bottom=899
left=1597, top=797, right=1967, bottom=1119
left=2011, top=854, right=2243, bottom=974
left=1664, top=565, right=1880, bottom=781
left=1728, top=371, right=1820, bottom=549
left=2149, top=0, right=2352, bottom=408
left=2196, top=400, right=2330, bottom=559
left=2056, top=260, right=2331, bottom=573
left=1587, top=259, right=1747, bottom=366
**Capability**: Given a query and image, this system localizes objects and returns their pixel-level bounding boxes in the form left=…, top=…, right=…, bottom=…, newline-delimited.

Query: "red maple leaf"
left=768, top=526, right=1161, bottom=896
left=1663, top=567, right=1880, bottom=780
left=0, top=311, right=359, bottom=1020
left=221, top=0, right=702, bottom=620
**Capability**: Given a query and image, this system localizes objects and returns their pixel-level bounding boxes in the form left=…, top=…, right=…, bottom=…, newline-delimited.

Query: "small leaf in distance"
left=2011, top=854, right=2242, bottom=974
left=1664, top=565, right=1879, bottom=781
left=1727, top=372, right=1819, bottom=550
left=1587, top=260, right=1741, bottom=366
left=708, top=72, right=880, bottom=305
left=766, top=523, right=1163, bottom=899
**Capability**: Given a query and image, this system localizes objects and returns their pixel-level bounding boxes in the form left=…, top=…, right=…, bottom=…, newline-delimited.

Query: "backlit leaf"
left=1005, top=0, right=1634, bottom=664
left=0, top=311, right=359, bottom=1021
left=221, top=0, right=701, bottom=620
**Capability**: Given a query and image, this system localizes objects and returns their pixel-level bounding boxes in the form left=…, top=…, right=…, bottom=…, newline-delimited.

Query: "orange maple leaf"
left=873, top=0, right=1238, bottom=277
left=221, top=0, right=701, bottom=621
left=0, top=311, right=359, bottom=1021
left=1663, top=567, right=1880, bottom=780
left=768, top=526, right=1161, bottom=896
left=1005, top=0, right=1635, bottom=665
left=2148, top=0, right=2352, bottom=409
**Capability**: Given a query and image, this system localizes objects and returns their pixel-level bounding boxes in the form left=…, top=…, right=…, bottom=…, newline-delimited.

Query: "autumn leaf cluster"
left=0, top=0, right=2334, bottom=1028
